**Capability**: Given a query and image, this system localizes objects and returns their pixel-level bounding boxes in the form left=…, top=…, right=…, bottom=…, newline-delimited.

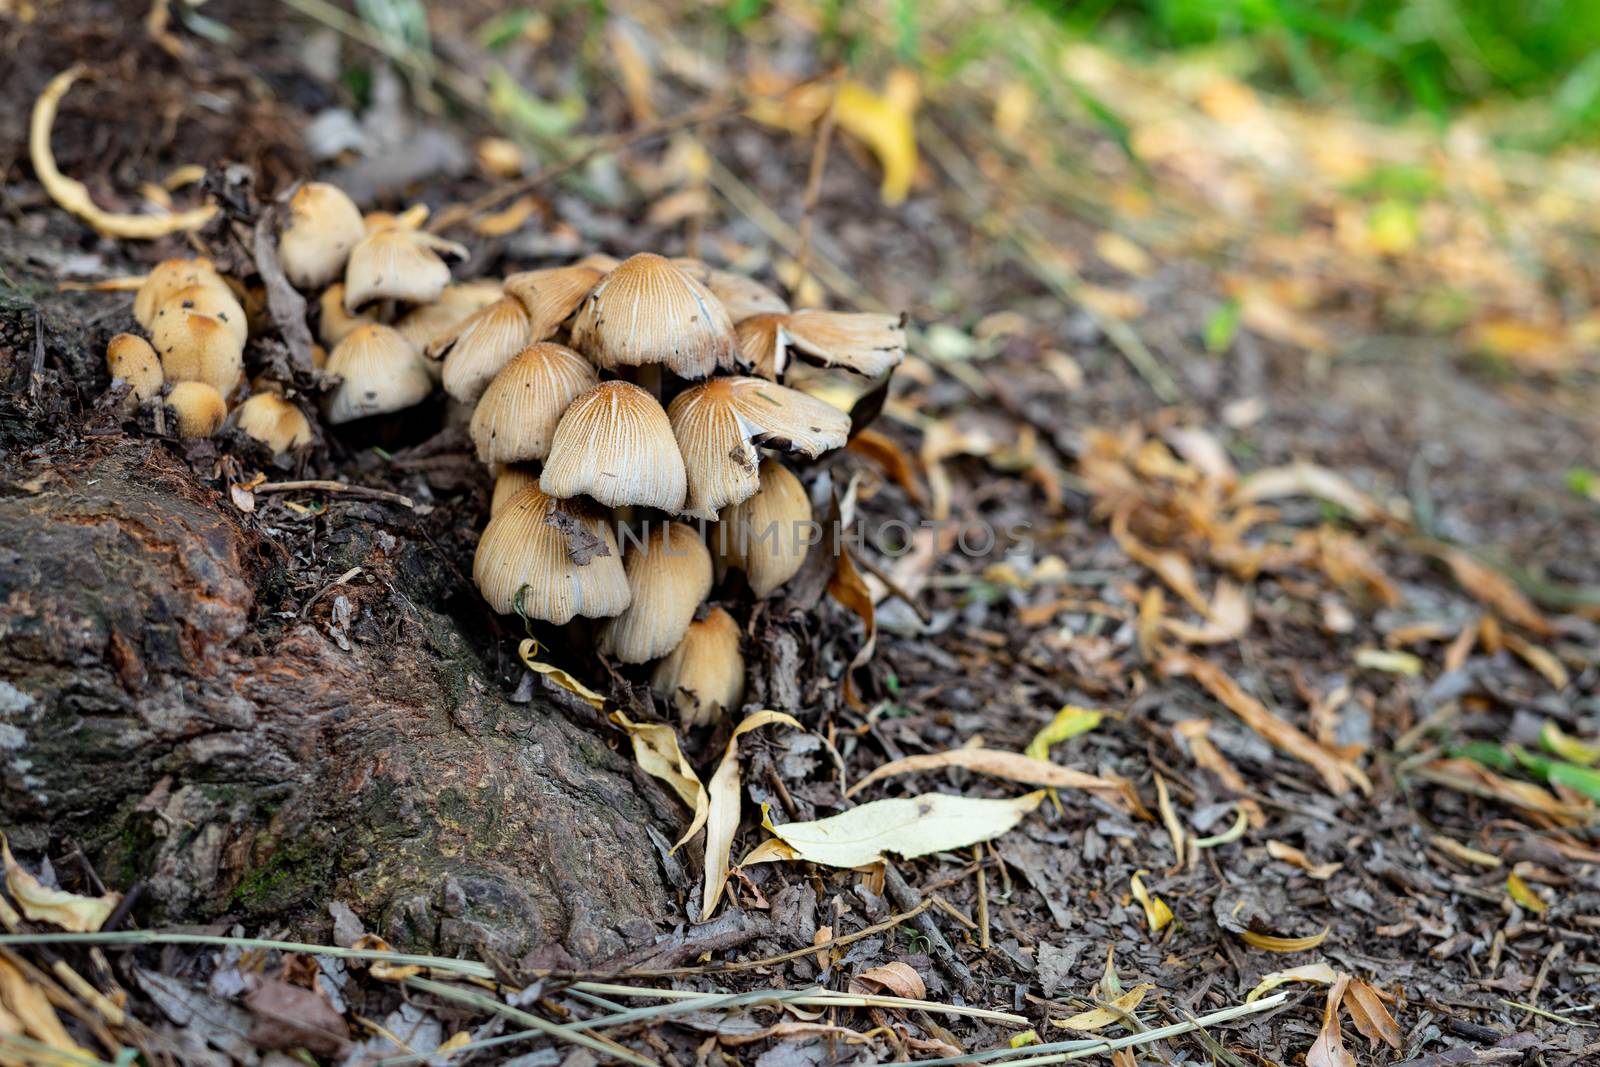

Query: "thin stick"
left=254, top=480, right=415, bottom=508
left=975, top=845, right=992, bottom=951
left=794, top=76, right=841, bottom=298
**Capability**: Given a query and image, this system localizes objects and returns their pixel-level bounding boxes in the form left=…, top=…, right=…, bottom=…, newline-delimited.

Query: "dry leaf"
left=1266, top=840, right=1342, bottom=880
left=1051, top=983, right=1154, bottom=1032
left=755, top=791, right=1045, bottom=869
left=849, top=428, right=925, bottom=507
left=0, top=957, right=90, bottom=1061
left=848, top=961, right=926, bottom=1000
left=829, top=545, right=878, bottom=709
left=832, top=73, right=919, bottom=205
left=702, top=711, right=804, bottom=920
left=351, top=933, right=422, bottom=981
left=1233, top=462, right=1379, bottom=522
left=1428, top=835, right=1500, bottom=868
left=1306, top=976, right=1357, bottom=1067
left=1024, top=706, right=1103, bottom=759
left=1342, top=979, right=1402, bottom=1049
left=1353, top=648, right=1423, bottom=676
left=847, top=748, right=1139, bottom=815
left=1246, top=962, right=1338, bottom=1002
left=1163, top=579, right=1251, bottom=645
left=1440, top=550, right=1552, bottom=636
left=519, top=640, right=606, bottom=710
left=1155, top=775, right=1185, bottom=864
left=1416, top=758, right=1584, bottom=824
left=1130, top=870, right=1172, bottom=932
left=1506, top=871, right=1548, bottom=914
left=609, top=710, right=707, bottom=849
left=2, top=834, right=120, bottom=932
left=1238, top=927, right=1330, bottom=952
left=1502, top=633, right=1570, bottom=690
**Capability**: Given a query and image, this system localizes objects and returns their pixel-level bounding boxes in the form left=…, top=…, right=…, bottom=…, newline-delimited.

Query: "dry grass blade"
left=405, top=977, right=658, bottom=1067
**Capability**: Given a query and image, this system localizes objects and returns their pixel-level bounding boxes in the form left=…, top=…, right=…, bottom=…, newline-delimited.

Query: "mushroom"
left=322, top=323, right=433, bottom=424
left=490, top=464, right=539, bottom=516
left=132, top=257, right=223, bottom=329
left=673, top=258, right=789, bottom=321
left=652, top=606, right=745, bottom=727
left=737, top=310, right=906, bottom=380
left=278, top=182, right=366, bottom=290
left=501, top=262, right=607, bottom=341
left=166, top=381, right=227, bottom=438
left=717, top=458, right=812, bottom=597
left=569, top=252, right=736, bottom=378
left=157, top=281, right=249, bottom=348
left=678, top=376, right=849, bottom=458
left=395, top=281, right=504, bottom=354
left=472, top=484, right=630, bottom=622
left=105, top=333, right=163, bottom=405
left=150, top=301, right=245, bottom=396
left=598, top=522, right=713, bottom=664
left=318, top=284, right=377, bottom=347
left=343, top=211, right=468, bottom=311
left=665, top=378, right=764, bottom=520
left=540, top=380, right=688, bottom=511
left=234, top=393, right=313, bottom=454
left=437, top=296, right=533, bottom=404
left=470, top=342, right=598, bottom=466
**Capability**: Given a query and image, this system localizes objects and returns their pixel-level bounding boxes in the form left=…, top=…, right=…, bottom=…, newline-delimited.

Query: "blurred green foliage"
left=1029, top=0, right=1600, bottom=142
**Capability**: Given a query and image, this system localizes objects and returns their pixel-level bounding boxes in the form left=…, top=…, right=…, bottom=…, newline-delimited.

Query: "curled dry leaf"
left=832, top=73, right=920, bottom=205
left=1342, top=978, right=1402, bottom=1050
left=518, top=639, right=606, bottom=711
left=2, top=833, right=120, bottom=931
left=0, top=957, right=91, bottom=1060
left=1163, top=579, right=1251, bottom=645
left=848, top=428, right=926, bottom=507
left=1440, top=549, right=1553, bottom=636
left=1306, top=976, right=1357, bottom=1067
left=751, top=791, right=1045, bottom=870
left=1051, top=983, right=1154, bottom=1032
left=609, top=710, right=707, bottom=849
left=1237, top=927, right=1330, bottom=952
left=351, top=934, right=422, bottom=981
left=848, top=961, right=926, bottom=1000
left=1502, top=633, right=1570, bottom=690
left=1266, top=840, right=1342, bottom=880
left=1232, top=462, right=1380, bottom=523
left=1024, top=706, right=1103, bottom=759
left=1130, top=870, right=1172, bottom=932
left=1505, top=872, right=1548, bottom=914
left=702, top=711, right=804, bottom=920
left=847, top=747, right=1141, bottom=815
left=1246, top=962, right=1338, bottom=1002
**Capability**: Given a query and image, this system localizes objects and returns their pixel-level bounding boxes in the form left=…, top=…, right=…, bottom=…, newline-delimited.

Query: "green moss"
left=230, top=833, right=335, bottom=913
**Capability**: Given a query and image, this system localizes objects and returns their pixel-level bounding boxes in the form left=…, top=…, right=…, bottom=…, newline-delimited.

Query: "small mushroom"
left=343, top=212, right=467, bottom=311
left=166, top=380, right=227, bottom=438
left=569, top=252, right=736, bottom=378
left=470, top=342, right=599, bottom=466
left=158, top=281, right=249, bottom=348
left=502, top=263, right=607, bottom=341
left=652, top=606, right=745, bottom=727
left=278, top=182, right=366, bottom=290
left=318, top=283, right=377, bottom=347
left=395, top=280, right=504, bottom=355
left=737, top=310, right=906, bottom=380
left=598, top=522, right=713, bottom=664
left=132, top=257, right=223, bottom=329
left=540, top=380, right=688, bottom=511
left=105, top=333, right=163, bottom=405
left=234, top=393, right=313, bottom=454
left=322, top=323, right=432, bottom=424
left=665, top=378, right=764, bottom=520
left=717, top=458, right=812, bottom=597
left=472, top=484, right=630, bottom=622
left=673, top=258, right=788, bottom=321
left=437, top=296, right=533, bottom=404
left=490, top=464, right=539, bottom=516
left=151, top=303, right=245, bottom=396
left=673, top=376, right=849, bottom=461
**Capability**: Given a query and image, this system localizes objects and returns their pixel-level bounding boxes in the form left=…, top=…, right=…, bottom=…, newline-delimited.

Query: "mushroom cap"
left=568, top=252, right=736, bottom=378
left=151, top=306, right=245, bottom=396
left=158, top=282, right=249, bottom=348
left=234, top=392, right=314, bottom=454
left=318, top=283, right=376, bottom=347
left=502, top=264, right=606, bottom=341
left=735, top=313, right=788, bottom=380
left=673, top=258, right=789, bottom=321
left=279, top=182, right=366, bottom=289
left=437, top=296, right=533, bottom=404
left=665, top=379, right=765, bottom=520
left=396, top=281, right=504, bottom=354
left=343, top=228, right=463, bottom=311
left=105, top=333, right=163, bottom=403
left=323, top=323, right=433, bottom=424
left=651, top=605, right=745, bottom=727
left=540, top=380, right=688, bottom=511
left=133, top=257, right=221, bottom=329
left=470, top=342, right=599, bottom=466
left=781, top=310, right=907, bottom=378
left=717, top=458, right=812, bottom=598
left=490, top=464, right=539, bottom=517
left=598, top=522, right=714, bottom=664
left=472, top=484, right=630, bottom=622
left=166, top=380, right=227, bottom=438
left=694, top=376, right=850, bottom=459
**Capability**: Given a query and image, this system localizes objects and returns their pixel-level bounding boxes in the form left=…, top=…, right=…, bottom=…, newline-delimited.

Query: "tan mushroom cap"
left=437, top=296, right=533, bottom=403
left=318, top=283, right=376, bottom=347
left=323, top=323, right=433, bottom=424
left=396, top=281, right=504, bottom=354
left=652, top=606, right=745, bottom=727
left=151, top=305, right=245, bottom=396
left=343, top=226, right=466, bottom=311
left=738, top=310, right=906, bottom=381
left=234, top=393, right=313, bottom=454
left=681, top=376, right=850, bottom=460
left=158, top=282, right=249, bottom=348
left=166, top=381, right=227, bottom=438
left=133, top=257, right=223, bottom=329
left=502, top=263, right=606, bottom=341
left=673, top=258, right=789, bottom=321
left=540, top=380, right=688, bottom=511
left=470, top=342, right=599, bottom=466
left=472, top=484, right=630, bottom=622
left=569, top=252, right=736, bottom=378
left=279, top=182, right=366, bottom=289
left=105, top=333, right=163, bottom=404
left=718, top=458, right=812, bottom=598
left=665, top=378, right=764, bottom=520
left=599, top=522, right=714, bottom=664
left=490, top=464, right=539, bottom=516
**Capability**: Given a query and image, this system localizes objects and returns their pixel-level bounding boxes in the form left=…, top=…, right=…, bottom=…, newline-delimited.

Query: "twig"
left=794, top=75, right=842, bottom=298
left=254, top=480, right=415, bottom=508
left=975, top=845, right=992, bottom=951
left=1519, top=942, right=1564, bottom=1027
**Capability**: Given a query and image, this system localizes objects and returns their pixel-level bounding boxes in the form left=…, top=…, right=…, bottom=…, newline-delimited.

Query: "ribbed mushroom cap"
left=490, top=464, right=539, bottom=516
left=343, top=226, right=466, bottom=311
left=673, top=258, right=789, bottom=321
left=133, top=257, right=222, bottom=329
left=396, top=281, right=504, bottom=354
left=568, top=252, right=735, bottom=378
left=105, top=333, right=163, bottom=403
left=737, top=310, right=907, bottom=381
left=279, top=182, right=366, bottom=289
left=665, top=379, right=764, bottom=520
left=158, top=282, right=249, bottom=348
left=718, top=458, right=812, bottom=598
left=598, top=522, right=714, bottom=664
left=318, top=284, right=376, bottom=347
left=323, top=323, right=433, bottom=424
left=540, top=380, right=688, bottom=511
left=502, top=264, right=606, bottom=340
left=234, top=393, right=313, bottom=454
left=472, top=485, right=630, bottom=622
left=166, top=381, right=227, bottom=438
left=437, top=296, right=532, bottom=403
left=652, top=606, right=745, bottom=727
left=470, top=342, right=599, bottom=466
left=151, top=306, right=245, bottom=396
left=687, top=376, right=850, bottom=460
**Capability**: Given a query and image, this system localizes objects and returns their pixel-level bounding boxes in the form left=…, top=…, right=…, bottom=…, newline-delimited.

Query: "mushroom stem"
left=636, top=362, right=663, bottom=402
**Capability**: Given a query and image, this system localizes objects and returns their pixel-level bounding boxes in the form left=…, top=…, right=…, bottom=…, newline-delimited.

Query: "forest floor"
left=1, top=2, right=1597, bottom=1066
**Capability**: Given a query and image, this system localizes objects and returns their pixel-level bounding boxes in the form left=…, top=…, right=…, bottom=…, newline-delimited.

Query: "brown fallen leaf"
left=848, top=961, right=926, bottom=1000
left=1342, top=978, right=1402, bottom=1049
left=846, top=747, right=1143, bottom=816
left=828, top=546, right=878, bottom=710
left=1502, top=633, right=1570, bottom=690
left=1232, top=461, right=1379, bottom=523
left=1440, top=550, right=1552, bottom=636
left=1415, top=758, right=1584, bottom=825
left=849, top=428, right=926, bottom=507
left=702, top=710, right=804, bottom=920
left=2, top=833, right=120, bottom=931
left=1163, top=579, right=1251, bottom=644
left=245, top=977, right=351, bottom=1057
left=1306, top=976, right=1357, bottom=1067
left=1267, top=840, right=1342, bottom=880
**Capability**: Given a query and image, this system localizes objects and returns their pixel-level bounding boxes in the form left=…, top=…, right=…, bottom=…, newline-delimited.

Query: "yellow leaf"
left=1130, top=870, right=1172, bottom=932
left=609, top=710, right=707, bottom=849
left=833, top=73, right=919, bottom=206
left=1541, top=722, right=1600, bottom=766
left=1354, top=648, right=1423, bottom=676
left=1237, top=927, right=1330, bottom=952
left=0, top=957, right=92, bottom=1061
left=1, top=834, right=119, bottom=932
left=1246, top=962, right=1338, bottom=1002
left=760, top=792, right=1044, bottom=869
left=701, top=711, right=804, bottom=920
left=1094, top=232, right=1152, bottom=277
left=1009, top=1030, right=1040, bottom=1049
left=1506, top=872, right=1548, bottom=914
left=518, top=639, right=606, bottom=710
left=1025, top=706, right=1103, bottom=760
left=1051, top=983, right=1154, bottom=1032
